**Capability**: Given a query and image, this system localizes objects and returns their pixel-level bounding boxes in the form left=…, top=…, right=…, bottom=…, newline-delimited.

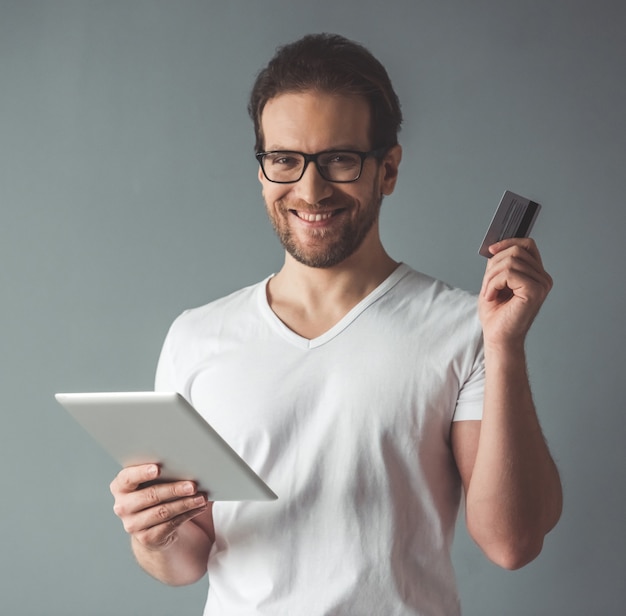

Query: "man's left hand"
left=478, top=238, right=553, bottom=349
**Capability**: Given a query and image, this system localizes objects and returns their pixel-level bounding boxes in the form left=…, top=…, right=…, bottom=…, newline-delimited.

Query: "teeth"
left=297, top=211, right=334, bottom=222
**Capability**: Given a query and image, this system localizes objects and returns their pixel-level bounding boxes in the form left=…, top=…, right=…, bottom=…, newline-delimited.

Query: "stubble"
left=266, top=189, right=383, bottom=269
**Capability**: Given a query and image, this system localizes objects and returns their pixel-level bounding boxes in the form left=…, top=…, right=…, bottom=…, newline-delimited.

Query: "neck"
left=266, top=234, right=398, bottom=339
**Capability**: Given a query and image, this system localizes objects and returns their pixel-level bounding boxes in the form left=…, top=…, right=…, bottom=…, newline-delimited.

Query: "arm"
left=452, top=238, right=562, bottom=570
left=110, top=464, right=214, bottom=586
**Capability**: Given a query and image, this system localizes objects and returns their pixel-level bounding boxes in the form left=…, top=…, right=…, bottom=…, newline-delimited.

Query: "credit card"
left=478, top=190, right=541, bottom=257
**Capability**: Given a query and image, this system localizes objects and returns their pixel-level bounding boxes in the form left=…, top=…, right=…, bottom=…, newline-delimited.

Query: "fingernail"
left=193, top=496, right=206, bottom=506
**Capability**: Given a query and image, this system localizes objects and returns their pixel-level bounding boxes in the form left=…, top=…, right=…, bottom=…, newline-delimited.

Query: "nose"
left=293, top=160, right=334, bottom=204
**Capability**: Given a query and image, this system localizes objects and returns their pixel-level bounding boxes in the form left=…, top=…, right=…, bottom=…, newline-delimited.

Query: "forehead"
left=260, top=90, right=372, bottom=152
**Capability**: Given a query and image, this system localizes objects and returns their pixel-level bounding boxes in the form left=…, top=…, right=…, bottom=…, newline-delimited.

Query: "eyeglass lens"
left=261, top=151, right=364, bottom=183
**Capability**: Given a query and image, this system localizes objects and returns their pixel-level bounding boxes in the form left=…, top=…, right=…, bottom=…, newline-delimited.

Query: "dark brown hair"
left=248, top=33, right=403, bottom=152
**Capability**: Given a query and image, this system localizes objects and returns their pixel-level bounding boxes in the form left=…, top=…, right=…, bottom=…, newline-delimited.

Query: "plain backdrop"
left=1, top=1, right=625, bottom=614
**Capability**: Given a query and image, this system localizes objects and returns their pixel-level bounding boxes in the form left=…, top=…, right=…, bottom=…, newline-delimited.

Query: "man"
left=110, top=33, right=562, bottom=615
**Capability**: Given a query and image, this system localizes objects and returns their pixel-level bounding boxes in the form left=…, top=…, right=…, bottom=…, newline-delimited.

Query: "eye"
left=322, top=152, right=360, bottom=168
left=266, top=153, right=301, bottom=168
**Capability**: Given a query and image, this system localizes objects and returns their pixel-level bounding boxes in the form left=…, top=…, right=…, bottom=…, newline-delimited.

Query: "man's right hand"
left=110, top=464, right=210, bottom=551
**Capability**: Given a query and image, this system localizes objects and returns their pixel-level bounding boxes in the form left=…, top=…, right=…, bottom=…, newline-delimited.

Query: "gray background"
left=1, top=1, right=624, bottom=614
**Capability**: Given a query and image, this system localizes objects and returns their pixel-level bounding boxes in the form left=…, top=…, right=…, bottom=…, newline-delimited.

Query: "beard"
left=265, top=186, right=383, bottom=269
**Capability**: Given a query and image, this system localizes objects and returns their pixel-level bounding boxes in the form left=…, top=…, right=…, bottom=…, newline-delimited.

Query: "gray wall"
left=1, top=1, right=624, bottom=614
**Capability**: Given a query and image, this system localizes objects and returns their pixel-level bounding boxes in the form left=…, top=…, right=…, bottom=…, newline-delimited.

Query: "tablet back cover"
left=55, top=391, right=277, bottom=501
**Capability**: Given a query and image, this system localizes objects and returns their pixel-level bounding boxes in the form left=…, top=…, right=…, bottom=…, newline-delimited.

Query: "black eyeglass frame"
left=255, top=147, right=388, bottom=184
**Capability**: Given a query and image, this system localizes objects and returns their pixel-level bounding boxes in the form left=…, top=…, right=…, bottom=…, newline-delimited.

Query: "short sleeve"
left=154, top=329, right=177, bottom=392
left=452, top=340, right=485, bottom=422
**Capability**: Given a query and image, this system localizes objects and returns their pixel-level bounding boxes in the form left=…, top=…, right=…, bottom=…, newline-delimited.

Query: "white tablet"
left=55, top=391, right=277, bottom=501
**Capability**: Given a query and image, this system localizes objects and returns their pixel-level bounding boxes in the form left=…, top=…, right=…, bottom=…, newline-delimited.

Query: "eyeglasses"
left=255, top=148, right=387, bottom=184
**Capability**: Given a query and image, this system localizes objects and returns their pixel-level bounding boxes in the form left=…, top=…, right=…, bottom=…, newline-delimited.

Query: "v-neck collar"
left=257, top=263, right=410, bottom=349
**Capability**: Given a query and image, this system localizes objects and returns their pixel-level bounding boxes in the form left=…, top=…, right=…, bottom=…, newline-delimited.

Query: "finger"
left=481, top=258, right=552, bottom=294
left=134, top=505, right=209, bottom=550
left=482, top=260, right=553, bottom=307
left=110, top=464, right=160, bottom=496
left=121, top=492, right=209, bottom=535
left=483, top=254, right=551, bottom=290
left=136, top=480, right=201, bottom=511
left=483, top=267, right=549, bottom=304
left=487, top=242, right=544, bottom=275
left=489, top=237, right=543, bottom=265
left=113, top=480, right=200, bottom=518
left=481, top=263, right=550, bottom=301
left=482, top=246, right=551, bottom=300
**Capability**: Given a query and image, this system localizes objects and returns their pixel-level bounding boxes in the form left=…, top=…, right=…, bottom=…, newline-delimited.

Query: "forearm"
left=131, top=520, right=212, bottom=586
left=466, top=343, right=562, bottom=569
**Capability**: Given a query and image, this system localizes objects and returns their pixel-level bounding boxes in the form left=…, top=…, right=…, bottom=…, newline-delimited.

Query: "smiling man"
left=257, top=92, right=396, bottom=271
left=110, top=33, right=562, bottom=615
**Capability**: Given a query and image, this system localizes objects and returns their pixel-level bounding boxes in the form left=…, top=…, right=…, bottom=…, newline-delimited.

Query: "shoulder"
left=165, top=277, right=270, bottom=343
left=393, top=264, right=479, bottom=322
left=386, top=266, right=484, bottom=371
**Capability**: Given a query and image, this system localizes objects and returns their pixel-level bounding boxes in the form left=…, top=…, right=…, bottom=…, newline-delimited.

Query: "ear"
left=258, top=164, right=265, bottom=184
left=379, top=144, right=402, bottom=196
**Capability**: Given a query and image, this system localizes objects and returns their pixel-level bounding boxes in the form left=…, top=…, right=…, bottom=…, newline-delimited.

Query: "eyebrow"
left=262, top=144, right=368, bottom=152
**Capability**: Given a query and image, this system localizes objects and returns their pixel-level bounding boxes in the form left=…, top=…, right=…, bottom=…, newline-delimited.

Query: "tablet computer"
left=55, top=391, right=277, bottom=501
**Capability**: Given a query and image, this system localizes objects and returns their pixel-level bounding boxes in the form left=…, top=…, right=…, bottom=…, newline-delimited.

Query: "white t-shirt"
left=155, top=263, right=485, bottom=616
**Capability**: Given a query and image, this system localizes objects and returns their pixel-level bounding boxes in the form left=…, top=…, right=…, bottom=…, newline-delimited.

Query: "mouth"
left=291, top=209, right=345, bottom=222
